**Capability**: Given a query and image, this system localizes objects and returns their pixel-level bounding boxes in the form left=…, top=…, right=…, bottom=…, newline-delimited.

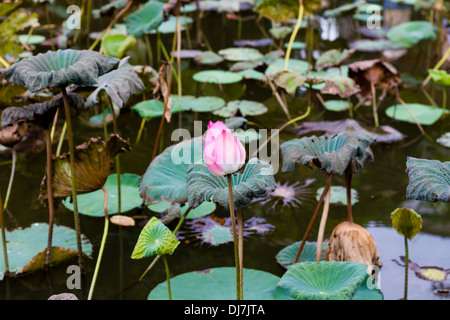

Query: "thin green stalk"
left=157, top=37, right=180, bottom=84
left=404, top=235, right=409, bottom=300
left=107, top=94, right=121, bottom=215
left=316, top=186, right=330, bottom=262
left=0, top=193, right=9, bottom=276
left=285, top=0, right=304, bottom=71
left=227, top=174, right=241, bottom=300
left=135, top=118, right=146, bottom=146
left=162, top=255, right=172, bottom=300
left=61, top=86, right=84, bottom=273
left=56, top=121, right=67, bottom=156
left=44, top=129, right=56, bottom=270
left=3, top=148, right=16, bottom=211
left=237, top=208, right=244, bottom=300
left=88, top=186, right=109, bottom=300
left=371, top=82, right=379, bottom=127
left=144, top=34, right=153, bottom=67
left=100, top=95, right=107, bottom=140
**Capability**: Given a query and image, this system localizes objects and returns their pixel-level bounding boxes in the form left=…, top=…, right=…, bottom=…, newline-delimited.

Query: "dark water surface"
left=0, top=2, right=449, bottom=300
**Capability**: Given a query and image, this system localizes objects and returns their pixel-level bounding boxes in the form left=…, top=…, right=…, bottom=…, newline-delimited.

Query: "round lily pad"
left=100, top=34, right=136, bottom=59
left=238, top=69, right=265, bottom=80
left=276, top=241, right=328, bottom=268
left=131, top=99, right=183, bottom=120
left=194, top=51, right=224, bottom=65
left=277, top=261, right=368, bottom=300
left=218, top=47, right=264, bottom=62
left=213, top=100, right=268, bottom=117
left=147, top=200, right=217, bottom=219
left=323, top=99, right=352, bottom=112
left=192, top=70, right=243, bottom=84
left=265, top=58, right=310, bottom=76
left=284, top=41, right=306, bottom=50
left=62, top=173, right=143, bottom=217
left=233, top=129, right=261, bottom=144
left=18, top=34, right=46, bottom=45
left=387, top=21, right=438, bottom=48
left=349, top=39, right=405, bottom=52
left=316, top=186, right=359, bottom=206
left=385, top=103, right=446, bottom=125
left=185, top=96, right=226, bottom=112
left=148, top=16, right=193, bottom=34
left=148, top=267, right=280, bottom=300
left=0, top=223, right=92, bottom=280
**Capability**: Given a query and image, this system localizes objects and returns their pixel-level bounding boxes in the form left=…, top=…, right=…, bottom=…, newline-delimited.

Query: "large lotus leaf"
left=100, top=34, right=137, bottom=59
left=85, top=57, right=144, bottom=108
left=125, top=0, right=165, bottom=37
left=428, top=69, right=450, bottom=87
left=276, top=241, right=328, bottom=268
left=281, top=132, right=375, bottom=175
left=1, top=92, right=85, bottom=129
left=405, top=157, right=450, bottom=203
left=40, top=134, right=131, bottom=202
left=63, top=173, right=142, bottom=217
left=192, top=70, right=243, bottom=84
left=0, top=223, right=92, bottom=280
left=140, top=137, right=204, bottom=205
left=131, top=217, right=180, bottom=259
left=186, top=158, right=276, bottom=210
left=277, top=261, right=368, bottom=300
left=385, top=103, right=446, bottom=125
left=387, top=21, right=437, bottom=48
left=391, top=207, right=423, bottom=240
left=148, top=267, right=280, bottom=300
left=0, top=49, right=120, bottom=93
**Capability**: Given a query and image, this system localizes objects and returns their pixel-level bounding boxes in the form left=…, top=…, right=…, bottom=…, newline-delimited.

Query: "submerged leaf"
left=391, top=208, right=423, bottom=240
left=405, top=157, right=450, bottom=203
left=131, top=217, right=180, bottom=259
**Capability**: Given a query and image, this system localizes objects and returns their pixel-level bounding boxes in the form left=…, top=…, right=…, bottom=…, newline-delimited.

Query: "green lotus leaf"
left=131, top=217, right=180, bottom=259
left=184, top=96, right=226, bottom=112
left=148, top=16, right=193, bottom=34
left=349, top=39, right=406, bottom=52
left=192, top=70, right=243, bottom=84
left=218, top=47, right=264, bottom=62
left=281, top=132, right=375, bottom=175
left=385, top=103, right=446, bottom=125
left=323, top=99, right=352, bottom=112
left=140, top=137, right=204, bottom=205
left=148, top=267, right=280, bottom=300
left=316, top=186, right=359, bottom=206
left=147, top=200, right=217, bottom=220
left=1, top=92, right=85, bottom=129
left=125, top=0, right=165, bottom=37
left=323, top=0, right=364, bottom=17
left=269, top=26, right=293, bottom=39
left=405, top=157, right=450, bottom=203
left=18, top=34, right=46, bottom=45
left=63, top=173, right=142, bottom=217
left=193, top=51, right=224, bottom=65
left=276, top=241, right=328, bottom=268
left=387, top=21, right=438, bottom=48
left=0, top=223, right=92, bottom=280
left=100, top=34, right=137, bottom=59
left=213, top=100, right=268, bottom=117
left=265, top=58, right=311, bottom=76
left=186, top=158, right=276, bottom=210
left=238, top=69, right=265, bottom=80
left=428, top=69, right=450, bottom=87
left=315, top=49, right=354, bottom=71
left=270, top=71, right=307, bottom=95
left=391, top=207, right=423, bottom=240
left=351, top=275, right=383, bottom=300
left=0, top=49, right=120, bottom=93
left=40, top=134, right=131, bottom=202
left=284, top=41, right=306, bottom=49
left=131, top=98, right=183, bottom=120
left=233, top=129, right=261, bottom=144
left=85, top=57, right=144, bottom=108
left=277, top=261, right=368, bottom=300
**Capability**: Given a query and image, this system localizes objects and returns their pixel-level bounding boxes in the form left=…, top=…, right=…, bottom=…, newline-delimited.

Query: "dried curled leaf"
left=0, top=121, right=27, bottom=148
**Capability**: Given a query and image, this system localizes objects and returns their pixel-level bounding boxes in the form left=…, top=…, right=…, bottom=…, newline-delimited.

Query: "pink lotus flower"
left=203, top=120, right=246, bottom=176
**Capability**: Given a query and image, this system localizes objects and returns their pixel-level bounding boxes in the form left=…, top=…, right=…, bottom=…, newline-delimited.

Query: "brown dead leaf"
left=153, top=62, right=173, bottom=123
left=110, top=215, right=135, bottom=226
left=0, top=121, right=27, bottom=148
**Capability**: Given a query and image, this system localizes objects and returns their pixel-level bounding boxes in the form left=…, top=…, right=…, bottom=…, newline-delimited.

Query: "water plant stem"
left=316, top=186, right=330, bottom=262
left=237, top=207, right=244, bottom=299
left=294, top=173, right=334, bottom=264
left=395, top=96, right=426, bottom=136
left=371, top=82, right=379, bottom=127
left=107, top=94, right=121, bottom=215
left=266, top=79, right=291, bottom=120
left=3, top=148, right=16, bottom=211
left=227, top=174, right=241, bottom=300
left=345, top=161, right=353, bottom=223
left=284, top=0, right=304, bottom=71
left=162, top=255, right=172, bottom=300
left=135, top=118, right=146, bottom=146
left=88, top=186, right=109, bottom=300
left=61, top=86, right=84, bottom=273
left=0, top=193, right=9, bottom=275
left=403, top=235, right=409, bottom=300
left=56, top=121, right=67, bottom=156
left=44, top=129, right=56, bottom=270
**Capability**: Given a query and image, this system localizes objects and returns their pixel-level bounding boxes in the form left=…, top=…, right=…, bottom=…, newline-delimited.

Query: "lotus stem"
left=162, top=255, right=172, bottom=300
left=294, top=173, right=334, bottom=264
left=135, top=118, right=146, bottom=146
left=266, top=78, right=291, bottom=120
left=237, top=207, right=244, bottom=300
left=88, top=186, right=109, bottom=300
left=345, top=161, right=354, bottom=223
left=56, top=121, right=67, bottom=156
left=44, top=129, right=56, bottom=270
left=0, top=193, right=9, bottom=275
left=50, top=109, right=59, bottom=143
left=61, top=86, right=84, bottom=273
left=107, top=94, right=121, bottom=215
left=403, top=235, right=409, bottom=300
left=3, top=148, right=16, bottom=211
left=138, top=206, right=192, bottom=281
left=144, top=34, right=153, bottom=67
left=370, top=82, right=379, bottom=127
left=157, top=37, right=180, bottom=84
left=316, top=186, right=331, bottom=262
left=284, top=0, right=304, bottom=71
left=227, top=174, right=241, bottom=300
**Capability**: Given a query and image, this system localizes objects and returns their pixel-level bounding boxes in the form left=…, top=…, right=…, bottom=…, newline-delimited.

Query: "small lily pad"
left=184, top=96, right=226, bottom=112
left=100, top=34, right=136, bottom=59
left=265, top=58, right=310, bottom=76
left=131, top=99, right=183, bottom=120
left=387, top=21, right=438, bottom=48
left=192, top=70, right=243, bottom=84
left=194, top=51, right=224, bottom=65
left=385, top=103, right=446, bottom=125
left=276, top=241, right=328, bottom=268
left=213, top=100, right=268, bottom=117
left=147, top=200, right=217, bottom=219
left=428, top=69, right=450, bottom=87
left=316, top=186, right=358, bottom=206
left=218, top=47, right=264, bottom=62
left=62, top=173, right=143, bottom=217
left=18, top=34, right=46, bottom=45
left=323, top=99, right=352, bottom=112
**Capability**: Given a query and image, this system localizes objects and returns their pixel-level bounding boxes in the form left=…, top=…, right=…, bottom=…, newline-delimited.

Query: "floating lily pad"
left=233, top=129, right=261, bottom=144
left=184, top=96, right=226, bottom=112
left=265, top=58, right=310, bottom=75
left=284, top=41, right=306, bottom=49
left=405, top=157, right=450, bottom=203
left=0, top=223, right=92, bottom=280
left=349, top=39, right=405, bottom=52
left=316, top=186, right=358, bottom=206
left=391, top=207, right=423, bottom=240
left=147, top=200, right=217, bottom=219
left=148, top=16, right=193, bottom=34
left=18, top=34, right=46, bottom=45
left=238, top=69, right=265, bottom=80
left=213, top=100, right=268, bottom=117
left=148, top=267, right=280, bottom=300
left=385, top=103, right=446, bottom=125
left=219, top=47, right=264, bottom=62
left=323, top=99, right=351, bottom=112
left=387, top=21, right=438, bottom=48
left=277, top=261, right=368, bottom=300
left=193, top=51, right=224, bottom=65
left=276, top=241, right=328, bottom=268
left=192, top=70, right=243, bottom=84
left=62, top=173, right=143, bottom=217
left=131, top=99, right=183, bottom=120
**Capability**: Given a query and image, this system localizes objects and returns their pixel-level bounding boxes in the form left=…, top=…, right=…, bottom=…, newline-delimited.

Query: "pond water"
left=0, top=1, right=449, bottom=300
